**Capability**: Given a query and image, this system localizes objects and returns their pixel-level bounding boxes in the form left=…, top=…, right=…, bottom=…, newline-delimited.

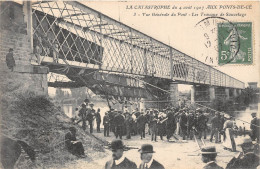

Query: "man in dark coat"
left=103, top=112, right=110, bottom=137
left=114, top=111, right=125, bottom=139
left=88, top=103, right=95, bottom=133
left=6, top=48, right=15, bottom=71
left=166, top=110, right=176, bottom=141
left=150, top=113, right=158, bottom=142
left=138, top=144, right=165, bottom=169
left=187, top=112, right=195, bottom=140
left=137, top=112, right=147, bottom=139
left=226, top=137, right=260, bottom=169
left=76, top=104, right=88, bottom=131
left=105, top=139, right=137, bottom=169
left=180, top=111, right=188, bottom=140
left=250, top=112, right=259, bottom=143
left=65, top=127, right=86, bottom=158
left=197, top=110, right=209, bottom=139
left=96, top=108, right=101, bottom=133
left=125, top=112, right=133, bottom=139
left=200, top=146, right=223, bottom=169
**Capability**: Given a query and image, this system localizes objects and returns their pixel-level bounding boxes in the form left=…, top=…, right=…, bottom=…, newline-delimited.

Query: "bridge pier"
left=225, top=88, right=230, bottom=99
left=232, top=88, right=238, bottom=98
left=169, top=82, right=179, bottom=107
left=0, top=2, right=49, bottom=100
left=209, top=86, right=216, bottom=101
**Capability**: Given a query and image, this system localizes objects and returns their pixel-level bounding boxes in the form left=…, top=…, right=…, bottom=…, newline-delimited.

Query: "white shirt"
left=115, top=155, right=126, bottom=165
left=145, top=157, right=154, bottom=168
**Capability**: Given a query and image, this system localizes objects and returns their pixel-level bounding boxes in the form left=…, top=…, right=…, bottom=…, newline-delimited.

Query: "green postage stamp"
left=218, top=22, right=252, bottom=65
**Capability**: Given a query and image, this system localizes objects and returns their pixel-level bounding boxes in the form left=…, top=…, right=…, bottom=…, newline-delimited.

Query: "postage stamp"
left=218, top=22, right=252, bottom=65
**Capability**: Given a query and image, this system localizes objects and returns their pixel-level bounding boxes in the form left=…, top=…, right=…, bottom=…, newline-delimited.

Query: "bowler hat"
left=138, top=144, right=155, bottom=153
left=251, top=112, right=257, bottom=116
left=200, top=146, right=218, bottom=155
left=111, top=139, right=124, bottom=151
left=89, top=102, right=94, bottom=106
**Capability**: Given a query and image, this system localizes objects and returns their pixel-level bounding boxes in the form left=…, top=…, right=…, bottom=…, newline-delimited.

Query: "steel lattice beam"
left=26, top=1, right=245, bottom=89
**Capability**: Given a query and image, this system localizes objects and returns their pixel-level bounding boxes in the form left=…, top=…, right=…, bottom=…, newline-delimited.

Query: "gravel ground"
left=64, top=130, right=243, bottom=169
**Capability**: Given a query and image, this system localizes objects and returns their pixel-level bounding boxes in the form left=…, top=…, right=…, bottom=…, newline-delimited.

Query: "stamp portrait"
left=218, top=22, right=252, bottom=65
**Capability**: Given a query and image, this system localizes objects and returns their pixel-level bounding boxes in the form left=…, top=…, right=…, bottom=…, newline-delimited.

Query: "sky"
left=83, top=1, right=260, bottom=87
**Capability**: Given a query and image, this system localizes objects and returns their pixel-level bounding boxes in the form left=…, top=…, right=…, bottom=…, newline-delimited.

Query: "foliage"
left=12, top=92, right=57, bottom=130
left=235, top=87, right=259, bottom=106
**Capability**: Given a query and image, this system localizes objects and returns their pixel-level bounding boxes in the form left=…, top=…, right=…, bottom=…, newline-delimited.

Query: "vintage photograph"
left=0, top=1, right=259, bottom=169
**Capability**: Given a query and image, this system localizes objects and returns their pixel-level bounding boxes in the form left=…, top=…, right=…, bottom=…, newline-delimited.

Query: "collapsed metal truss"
left=2, top=1, right=245, bottom=89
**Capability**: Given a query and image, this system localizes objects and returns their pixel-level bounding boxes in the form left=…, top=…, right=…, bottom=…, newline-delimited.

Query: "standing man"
left=187, top=111, right=195, bottom=140
left=138, top=144, right=165, bottom=169
left=180, top=111, right=188, bottom=140
left=77, top=104, right=87, bottom=131
left=137, top=112, right=147, bottom=139
left=166, top=109, right=176, bottom=141
left=197, top=110, right=209, bottom=139
left=105, top=139, right=137, bottom=169
left=96, top=108, right=101, bottom=133
left=114, top=111, right=125, bottom=139
left=200, top=146, right=223, bottom=169
left=103, top=112, right=110, bottom=137
left=6, top=48, right=16, bottom=71
left=125, top=112, right=133, bottom=139
left=210, top=112, right=221, bottom=143
left=88, top=103, right=95, bottom=134
left=150, top=112, right=158, bottom=142
left=250, top=112, right=259, bottom=143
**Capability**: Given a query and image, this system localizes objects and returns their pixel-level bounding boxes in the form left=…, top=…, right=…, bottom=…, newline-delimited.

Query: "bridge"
left=0, top=1, right=245, bottom=108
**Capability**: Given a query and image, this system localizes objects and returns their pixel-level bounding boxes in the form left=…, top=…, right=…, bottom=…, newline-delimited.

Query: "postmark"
left=195, top=17, right=238, bottom=66
left=218, top=22, right=252, bottom=65
left=194, top=17, right=253, bottom=66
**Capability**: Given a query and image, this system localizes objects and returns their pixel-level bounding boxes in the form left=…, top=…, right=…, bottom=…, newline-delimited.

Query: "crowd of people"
left=65, top=98, right=260, bottom=168
left=71, top=98, right=259, bottom=146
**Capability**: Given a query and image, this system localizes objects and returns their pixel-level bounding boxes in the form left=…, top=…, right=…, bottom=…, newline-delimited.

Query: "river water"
left=232, top=103, right=259, bottom=130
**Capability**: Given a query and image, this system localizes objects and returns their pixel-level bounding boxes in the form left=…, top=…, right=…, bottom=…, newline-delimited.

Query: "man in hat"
left=76, top=104, right=88, bottom=131
left=226, top=137, right=260, bottom=169
left=137, top=111, right=147, bottom=139
left=138, top=144, right=165, bottom=169
left=197, top=109, right=209, bottom=139
left=103, top=112, right=110, bottom=137
left=250, top=112, right=259, bottom=143
left=87, top=102, right=95, bottom=133
left=180, top=111, right=188, bottom=140
left=200, top=146, right=223, bottom=169
left=96, top=108, right=101, bottom=133
left=114, top=111, right=125, bottom=139
left=125, top=112, right=133, bottom=139
left=105, top=139, right=137, bottom=169
left=65, top=127, right=86, bottom=158
left=210, top=112, right=221, bottom=143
